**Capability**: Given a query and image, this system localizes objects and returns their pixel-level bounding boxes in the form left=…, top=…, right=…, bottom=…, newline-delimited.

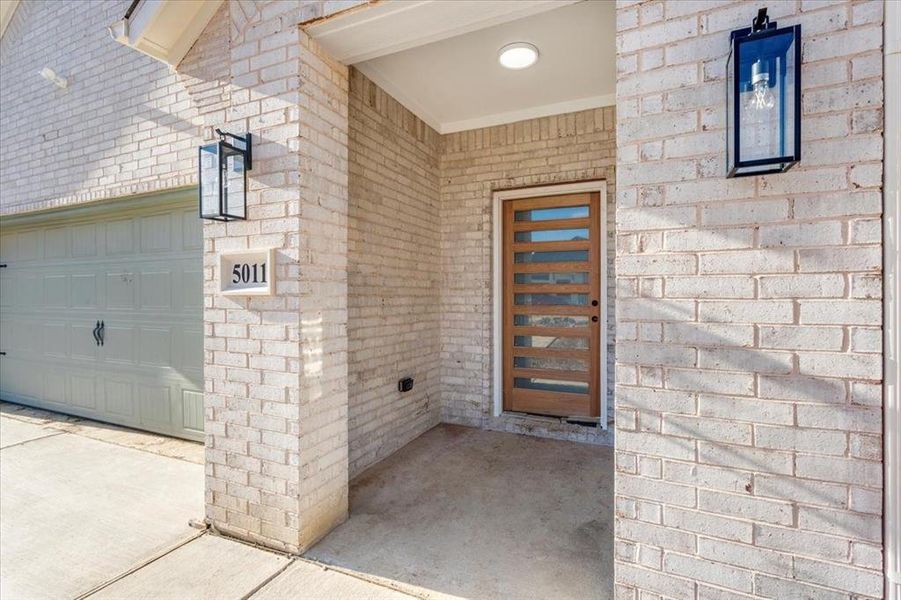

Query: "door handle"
left=591, top=316, right=599, bottom=322
left=92, top=321, right=105, bottom=346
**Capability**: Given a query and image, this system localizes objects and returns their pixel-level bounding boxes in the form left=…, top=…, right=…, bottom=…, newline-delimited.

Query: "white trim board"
left=884, top=1, right=901, bottom=598
left=439, top=94, right=616, bottom=134
left=304, top=0, right=579, bottom=64
left=491, top=181, right=608, bottom=428
left=354, top=62, right=615, bottom=135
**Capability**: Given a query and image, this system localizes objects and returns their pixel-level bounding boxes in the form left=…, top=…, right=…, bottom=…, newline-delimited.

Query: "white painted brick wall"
left=347, top=68, right=442, bottom=476
left=187, top=0, right=351, bottom=553
left=614, top=1, right=884, bottom=599
left=0, top=0, right=203, bottom=214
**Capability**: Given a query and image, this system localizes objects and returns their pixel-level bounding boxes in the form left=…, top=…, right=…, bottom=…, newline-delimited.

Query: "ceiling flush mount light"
left=498, top=42, right=539, bottom=70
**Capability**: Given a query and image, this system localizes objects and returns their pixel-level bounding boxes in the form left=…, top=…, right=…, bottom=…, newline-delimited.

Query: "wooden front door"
left=502, top=192, right=601, bottom=419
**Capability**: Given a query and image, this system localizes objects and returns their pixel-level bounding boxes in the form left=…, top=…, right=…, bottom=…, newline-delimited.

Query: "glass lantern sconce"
left=199, top=129, right=252, bottom=221
left=727, top=8, right=801, bottom=177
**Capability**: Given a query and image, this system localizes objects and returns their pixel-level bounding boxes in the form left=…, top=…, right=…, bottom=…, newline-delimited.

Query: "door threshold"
left=501, top=410, right=602, bottom=428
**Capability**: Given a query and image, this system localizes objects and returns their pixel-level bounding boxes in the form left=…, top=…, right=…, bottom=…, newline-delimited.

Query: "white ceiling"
left=348, top=0, right=616, bottom=134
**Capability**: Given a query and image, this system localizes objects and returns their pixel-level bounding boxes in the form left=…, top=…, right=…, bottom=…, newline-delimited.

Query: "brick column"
left=296, top=30, right=350, bottom=550
left=196, top=2, right=349, bottom=554
left=614, top=1, right=884, bottom=598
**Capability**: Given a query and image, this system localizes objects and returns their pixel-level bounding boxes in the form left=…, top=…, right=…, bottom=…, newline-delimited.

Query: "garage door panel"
left=103, top=324, right=136, bottom=364
left=69, top=323, right=99, bottom=361
left=0, top=273, right=12, bottom=307
left=43, top=371, right=67, bottom=406
left=14, top=321, right=41, bottom=356
left=0, top=358, right=33, bottom=398
left=139, top=327, right=172, bottom=367
left=140, top=214, right=172, bottom=253
left=138, top=384, right=172, bottom=427
left=71, top=223, right=97, bottom=257
left=71, top=273, right=99, bottom=309
left=104, top=379, right=136, bottom=418
left=44, top=227, right=69, bottom=259
left=0, top=233, right=15, bottom=259
left=17, top=275, right=41, bottom=307
left=44, top=323, right=69, bottom=358
left=17, top=231, right=41, bottom=261
left=182, top=329, right=203, bottom=372
left=0, top=197, right=203, bottom=441
left=182, top=210, right=202, bottom=250
left=107, top=272, right=136, bottom=308
left=0, top=320, right=11, bottom=348
left=70, top=375, right=98, bottom=410
left=182, top=270, right=202, bottom=308
left=140, top=271, right=172, bottom=309
left=106, top=219, right=135, bottom=256
left=182, top=390, right=204, bottom=433
left=43, top=274, right=68, bottom=307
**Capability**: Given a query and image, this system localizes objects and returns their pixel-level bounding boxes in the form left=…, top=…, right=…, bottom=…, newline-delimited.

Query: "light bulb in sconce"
left=744, top=59, right=775, bottom=112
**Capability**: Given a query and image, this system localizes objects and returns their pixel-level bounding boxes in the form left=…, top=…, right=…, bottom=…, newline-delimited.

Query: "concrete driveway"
left=0, top=404, right=424, bottom=600
left=0, top=404, right=205, bottom=599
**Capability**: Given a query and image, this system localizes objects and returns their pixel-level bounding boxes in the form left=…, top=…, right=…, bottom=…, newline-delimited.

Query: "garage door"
left=0, top=193, right=204, bottom=441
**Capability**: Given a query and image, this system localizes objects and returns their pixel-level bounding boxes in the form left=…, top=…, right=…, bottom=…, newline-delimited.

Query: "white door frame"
left=491, top=180, right=608, bottom=427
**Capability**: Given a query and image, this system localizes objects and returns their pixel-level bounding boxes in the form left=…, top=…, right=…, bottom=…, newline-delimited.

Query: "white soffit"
left=348, top=0, right=616, bottom=134
left=305, top=0, right=581, bottom=64
left=0, top=0, right=21, bottom=39
left=109, top=0, right=223, bottom=66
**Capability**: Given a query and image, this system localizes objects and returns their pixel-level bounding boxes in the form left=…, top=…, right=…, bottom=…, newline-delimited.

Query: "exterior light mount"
left=39, top=67, right=68, bottom=89
left=726, top=7, right=801, bottom=177
left=198, top=130, right=252, bottom=221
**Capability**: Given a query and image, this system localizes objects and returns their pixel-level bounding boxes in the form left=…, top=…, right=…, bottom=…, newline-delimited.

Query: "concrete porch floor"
left=306, top=424, right=615, bottom=600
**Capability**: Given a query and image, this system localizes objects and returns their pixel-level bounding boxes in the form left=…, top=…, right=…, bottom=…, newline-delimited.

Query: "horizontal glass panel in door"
left=514, top=272, right=589, bottom=285
left=513, top=315, right=590, bottom=327
left=514, top=206, right=589, bottom=222
left=514, top=378, right=588, bottom=394
left=514, top=229, right=589, bottom=243
left=514, top=293, right=588, bottom=306
left=514, top=335, right=589, bottom=349
left=513, top=356, right=588, bottom=371
left=514, top=250, right=588, bottom=263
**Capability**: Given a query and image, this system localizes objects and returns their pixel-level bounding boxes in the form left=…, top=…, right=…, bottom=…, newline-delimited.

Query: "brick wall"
left=183, top=1, right=350, bottom=553
left=196, top=1, right=308, bottom=552
left=0, top=0, right=367, bottom=216
left=347, top=68, right=442, bottom=477
left=614, top=1, right=884, bottom=598
left=441, top=108, right=617, bottom=444
left=296, top=26, right=351, bottom=552
left=0, top=0, right=203, bottom=214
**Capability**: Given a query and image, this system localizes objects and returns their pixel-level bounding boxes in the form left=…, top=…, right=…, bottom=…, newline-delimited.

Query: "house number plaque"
left=219, top=248, right=275, bottom=296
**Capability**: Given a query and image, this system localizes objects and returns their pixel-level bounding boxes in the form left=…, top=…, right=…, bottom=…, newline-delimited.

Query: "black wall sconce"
left=727, top=8, right=801, bottom=177
left=199, top=129, right=252, bottom=221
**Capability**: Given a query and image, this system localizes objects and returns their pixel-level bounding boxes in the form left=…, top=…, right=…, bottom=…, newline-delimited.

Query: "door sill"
left=501, top=410, right=602, bottom=428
